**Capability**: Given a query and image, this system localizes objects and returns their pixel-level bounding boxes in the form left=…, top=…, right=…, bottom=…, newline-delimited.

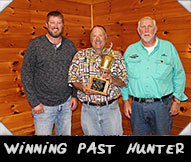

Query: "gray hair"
left=138, top=16, right=156, bottom=28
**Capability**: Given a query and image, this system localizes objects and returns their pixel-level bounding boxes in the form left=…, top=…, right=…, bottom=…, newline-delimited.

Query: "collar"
left=91, top=47, right=108, bottom=56
left=139, top=36, right=160, bottom=52
left=44, top=35, right=66, bottom=46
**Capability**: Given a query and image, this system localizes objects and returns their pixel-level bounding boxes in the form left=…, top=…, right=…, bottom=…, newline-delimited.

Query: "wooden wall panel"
left=0, top=0, right=190, bottom=135
left=93, top=0, right=191, bottom=83
left=94, top=0, right=191, bottom=135
left=0, top=0, right=91, bottom=135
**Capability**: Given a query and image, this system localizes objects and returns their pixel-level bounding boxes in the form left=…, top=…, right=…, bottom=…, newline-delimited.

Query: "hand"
left=33, top=103, right=44, bottom=114
left=123, top=100, right=132, bottom=119
left=102, top=73, right=126, bottom=87
left=70, top=97, right=78, bottom=111
left=82, top=86, right=100, bottom=95
left=72, top=82, right=100, bottom=95
left=170, top=101, right=180, bottom=116
left=101, top=73, right=112, bottom=84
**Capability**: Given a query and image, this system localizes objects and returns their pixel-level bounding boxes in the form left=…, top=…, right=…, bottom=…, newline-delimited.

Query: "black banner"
left=0, top=136, right=190, bottom=160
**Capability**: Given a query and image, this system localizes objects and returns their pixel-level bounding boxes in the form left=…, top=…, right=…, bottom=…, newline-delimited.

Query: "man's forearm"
left=111, top=76, right=126, bottom=87
left=72, top=82, right=84, bottom=91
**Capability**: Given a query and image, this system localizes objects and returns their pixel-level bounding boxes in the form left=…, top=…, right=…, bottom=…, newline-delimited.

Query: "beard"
left=141, top=33, right=155, bottom=42
left=139, top=29, right=157, bottom=43
left=47, top=28, right=63, bottom=38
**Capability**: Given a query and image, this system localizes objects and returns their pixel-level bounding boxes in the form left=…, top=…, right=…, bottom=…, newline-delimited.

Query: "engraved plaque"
left=87, top=76, right=109, bottom=95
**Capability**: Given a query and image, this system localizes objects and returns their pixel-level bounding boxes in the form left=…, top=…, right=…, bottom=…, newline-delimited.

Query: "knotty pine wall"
left=0, top=0, right=91, bottom=135
left=0, top=0, right=190, bottom=135
left=93, top=0, right=191, bottom=134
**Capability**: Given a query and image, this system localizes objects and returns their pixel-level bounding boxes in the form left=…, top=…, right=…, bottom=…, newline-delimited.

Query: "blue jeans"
left=32, top=97, right=72, bottom=135
left=131, top=95, right=172, bottom=135
left=81, top=100, right=123, bottom=136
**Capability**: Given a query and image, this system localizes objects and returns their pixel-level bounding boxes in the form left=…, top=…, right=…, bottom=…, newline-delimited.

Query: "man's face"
left=90, top=27, right=107, bottom=53
left=138, top=19, right=157, bottom=43
left=46, top=16, right=64, bottom=38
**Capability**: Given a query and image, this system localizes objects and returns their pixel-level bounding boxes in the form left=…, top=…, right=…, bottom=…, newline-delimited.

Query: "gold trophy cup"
left=100, top=55, right=114, bottom=74
left=87, top=43, right=114, bottom=95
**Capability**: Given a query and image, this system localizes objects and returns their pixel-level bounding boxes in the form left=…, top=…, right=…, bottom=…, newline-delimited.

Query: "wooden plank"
left=0, top=80, right=17, bottom=91
left=0, top=48, right=24, bottom=62
left=181, top=58, right=191, bottom=72
left=93, top=0, right=177, bottom=16
left=157, top=29, right=191, bottom=45
left=0, top=97, right=31, bottom=117
left=0, top=111, right=34, bottom=135
left=9, top=0, right=91, bottom=16
left=185, top=72, right=191, bottom=88
left=0, top=21, right=90, bottom=38
left=0, top=8, right=31, bottom=23
left=66, top=0, right=92, bottom=4
left=0, top=88, right=19, bottom=98
left=8, top=0, right=30, bottom=9
left=30, top=10, right=91, bottom=26
left=0, top=35, right=90, bottom=49
left=0, top=60, right=22, bottom=74
left=92, top=0, right=108, bottom=4
left=0, top=8, right=90, bottom=26
left=29, top=0, right=91, bottom=17
left=94, top=1, right=191, bottom=25
left=185, top=88, right=191, bottom=102
left=71, top=37, right=91, bottom=49
left=101, top=14, right=191, bottom=36
left=180, top=102, right=191, bottom=117
left=0, top=62, right=15, bottom=74
left=0, top=34, right=32, bottom=48
left=106, top=29, right=191, bottom=52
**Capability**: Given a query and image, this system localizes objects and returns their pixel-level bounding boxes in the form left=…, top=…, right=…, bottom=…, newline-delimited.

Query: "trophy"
left=87, top=43, right=114, bottom=95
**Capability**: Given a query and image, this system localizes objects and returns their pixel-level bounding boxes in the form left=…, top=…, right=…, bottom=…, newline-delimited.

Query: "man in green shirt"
left=121, top=16, right=187, bottom=135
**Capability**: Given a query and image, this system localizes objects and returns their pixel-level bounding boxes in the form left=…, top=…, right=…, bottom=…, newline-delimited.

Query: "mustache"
left=143, top=33, right=152, bottom=36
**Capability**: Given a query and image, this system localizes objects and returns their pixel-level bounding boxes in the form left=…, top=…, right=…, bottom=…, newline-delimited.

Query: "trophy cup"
left=87, top=43, right=114, bottom=95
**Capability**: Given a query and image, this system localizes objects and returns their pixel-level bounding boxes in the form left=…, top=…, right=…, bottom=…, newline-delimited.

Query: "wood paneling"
left=0, top=0, right=91, bottom=135
left=94, top=0, right=191, bottom=135
left=0, top=0, right=190, bottom=135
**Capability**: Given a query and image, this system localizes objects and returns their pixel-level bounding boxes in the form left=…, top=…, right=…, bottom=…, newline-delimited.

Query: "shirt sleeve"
left=111, top=51, right=128, bottom=88
left=171, top=44, right=188, bottom=101
left=68, top=51, right=81, bottom=84
left=21, top=41, right=40, bottom=108
left=120, top=50, right=130, bottom=100
left=70, top=42, right=78, bottom=98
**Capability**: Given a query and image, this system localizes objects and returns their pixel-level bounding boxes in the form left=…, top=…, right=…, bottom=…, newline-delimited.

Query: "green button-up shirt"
left=121, top=37, right=188, bottom=101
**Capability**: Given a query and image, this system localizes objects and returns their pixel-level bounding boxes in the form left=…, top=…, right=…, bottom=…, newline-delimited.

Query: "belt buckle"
left=145, top=98, right=154, bottom=103
left=96, top=103, right=102, bottom=106
left=95, top=102, right=105, bottom=106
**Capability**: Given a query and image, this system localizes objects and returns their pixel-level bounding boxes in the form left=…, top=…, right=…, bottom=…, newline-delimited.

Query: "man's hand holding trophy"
left=87, top=43, right=114, bottom=95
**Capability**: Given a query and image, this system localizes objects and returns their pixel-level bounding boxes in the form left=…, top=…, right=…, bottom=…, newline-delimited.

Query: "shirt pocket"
left=154, top=59, right=173, bottom=79
left=126, top=57, right=141, bottom=79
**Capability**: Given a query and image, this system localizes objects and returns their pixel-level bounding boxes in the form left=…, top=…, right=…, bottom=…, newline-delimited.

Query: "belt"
left=133, top=93, right=172, bottom=103
left=84, top=98, right=117, bottom=106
